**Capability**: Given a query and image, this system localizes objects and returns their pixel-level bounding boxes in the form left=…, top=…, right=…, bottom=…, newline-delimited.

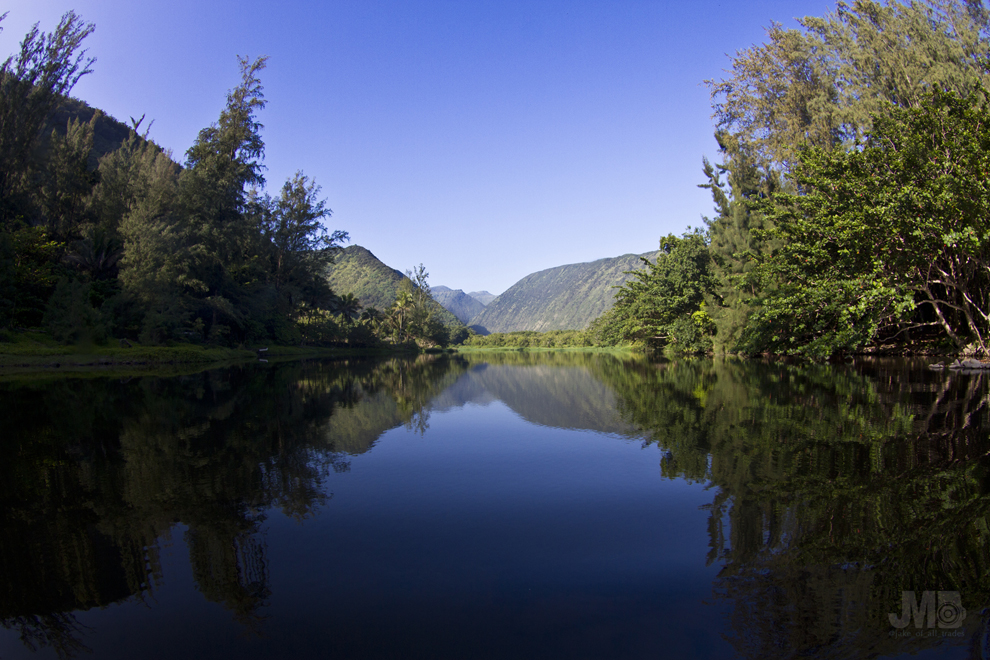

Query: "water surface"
left=1, top=353, right=988, bottom=659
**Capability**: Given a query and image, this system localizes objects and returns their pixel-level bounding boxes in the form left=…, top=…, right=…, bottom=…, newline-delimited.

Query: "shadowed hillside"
left=469, top=251, right=659, bottom=333
left=47, top=97, right=138, bottom=166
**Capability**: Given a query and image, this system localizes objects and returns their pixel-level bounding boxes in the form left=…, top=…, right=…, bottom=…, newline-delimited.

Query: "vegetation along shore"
left=4, top=1, right=990, bottom=362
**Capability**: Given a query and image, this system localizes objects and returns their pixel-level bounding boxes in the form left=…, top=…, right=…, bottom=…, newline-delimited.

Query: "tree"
left=331, top=293, right=362, bottom=320
left=179, top=55, right=269, bottom=340
left=605, top=230, right=716, bottom=353
left=36, top=113, right=99, bottom=240
left=707, top=0, right=990, bottom=179
left=403, top=265, right=452, bottom=347
left=0, top=11, right=95, bottom=228
left=89, top=132, right=166, bottom=236
left=260, top=171, right=346, bottom=314
left=707, top=21, right=841, bottom=175
left=117, top=139, right=187, bottom=342
left=388, top=289, right=415, bottom=342
left=0, top=227, right=65, bottom=327
left=749, top=87, right=990, bottom=356
left=702, top=0, right=990, bottom=354
left=378, top=267, right=454, bottom=347
left=701, top=138, right=783, bottom=353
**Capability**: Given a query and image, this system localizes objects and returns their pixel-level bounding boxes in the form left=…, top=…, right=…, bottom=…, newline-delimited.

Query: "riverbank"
left=0, top=331, right=429, bottom=372
left=454, top=345, right=639, bottom=354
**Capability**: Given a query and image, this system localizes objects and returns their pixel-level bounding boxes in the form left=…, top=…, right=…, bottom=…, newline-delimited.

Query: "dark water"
left=1, top=353, right=989, bottom=659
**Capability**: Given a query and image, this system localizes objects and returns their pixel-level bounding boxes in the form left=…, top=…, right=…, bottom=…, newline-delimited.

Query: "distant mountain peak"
left=432, top=287, right=486, bottom=324
left=467, top=291, right=496, bottom=306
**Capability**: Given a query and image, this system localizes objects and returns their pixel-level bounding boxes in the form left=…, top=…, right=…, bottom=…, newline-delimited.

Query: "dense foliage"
left=744, top=87, right=990, bottom=356
left=591, top=0, right=990, bottom=357
left=596, top=231, right=716, bottom=353
left=0, top=13, right=459, bottom=350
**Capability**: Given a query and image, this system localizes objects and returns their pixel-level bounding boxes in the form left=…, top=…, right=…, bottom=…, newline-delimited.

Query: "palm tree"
left=390, top=291, right=415, bottom=341
left=66, top=227, right=122, bottom=279
left=332, top=293, right=362, bottom=320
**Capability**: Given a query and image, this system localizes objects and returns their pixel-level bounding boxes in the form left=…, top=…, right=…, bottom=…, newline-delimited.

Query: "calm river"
left=1, top=352, right=988, bottom=659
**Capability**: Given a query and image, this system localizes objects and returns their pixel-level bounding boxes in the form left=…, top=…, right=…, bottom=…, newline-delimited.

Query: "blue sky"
left=3, top=0, right=832, bottom=294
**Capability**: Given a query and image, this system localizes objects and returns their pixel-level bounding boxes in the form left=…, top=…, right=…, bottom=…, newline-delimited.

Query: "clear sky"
left=2, top=0, right=833, bottom=294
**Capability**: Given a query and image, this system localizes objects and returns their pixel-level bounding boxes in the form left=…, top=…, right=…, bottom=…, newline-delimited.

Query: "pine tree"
left=117, top=138, right=187, bottom=343
left=37, top=113, right=99, bottom=240
left=701, top=137, right=782, bottom=353
left=0, top=11, right=95, bottom=228
left=256, top=171, right=347, bottom=332
left=179, top=56, right=269, bottom=340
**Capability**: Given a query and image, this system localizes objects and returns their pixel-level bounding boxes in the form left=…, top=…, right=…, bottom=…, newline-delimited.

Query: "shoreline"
left=0, top=333, right=435, bottom=377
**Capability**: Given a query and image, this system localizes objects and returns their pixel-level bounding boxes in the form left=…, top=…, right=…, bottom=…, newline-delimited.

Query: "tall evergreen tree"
left=37, top=114, right=99, bottom=241
left=701, top=137, right=782, bottom=353
left=179, top=55, right=268, bottom=340
left=117, top=139, right=186, bottom=342
left=255, top=171, right=347, bottom=339
left=0, top=11, right=95, bottom=229
left=708, top=0, right=990, bottom=178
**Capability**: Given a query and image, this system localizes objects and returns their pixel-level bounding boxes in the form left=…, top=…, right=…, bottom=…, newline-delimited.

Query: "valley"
left=326, top=245, right=658, bottom=335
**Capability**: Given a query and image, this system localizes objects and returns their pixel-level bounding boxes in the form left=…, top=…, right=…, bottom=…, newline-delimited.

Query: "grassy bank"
left=0, top=331, right=425, bottom=372
left=454, top=345, right=638, bottom=354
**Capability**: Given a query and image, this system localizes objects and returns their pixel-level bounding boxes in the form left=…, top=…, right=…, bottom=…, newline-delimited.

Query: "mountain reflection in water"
left=1, top=354, right=989, bottom=659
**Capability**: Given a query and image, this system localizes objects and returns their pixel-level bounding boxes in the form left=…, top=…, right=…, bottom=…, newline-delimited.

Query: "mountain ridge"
left=468, top=291, right=496, bottom=306
left=327, top=245, right=657, bottom=335
left=469, top=251, right=658, bottom=333
left=325, top=246, right=461, bottom=327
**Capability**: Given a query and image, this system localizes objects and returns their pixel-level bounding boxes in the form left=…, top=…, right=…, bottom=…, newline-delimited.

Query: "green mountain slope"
left=326, top=245, right=461, bottom=327
left=325, top=245, right=404, bottom=311
left=469, top=251, right=658, bottom=333
left=432, top=286, right=487, bottom=324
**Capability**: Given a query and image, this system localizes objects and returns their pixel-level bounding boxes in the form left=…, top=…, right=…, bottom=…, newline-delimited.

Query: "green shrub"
left=43, top=278, right=108, bottom=344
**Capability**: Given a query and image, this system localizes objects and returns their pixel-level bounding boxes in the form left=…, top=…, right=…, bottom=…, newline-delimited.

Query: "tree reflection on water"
left=595, top=357, right=990, bottom=659
left=3, top=353, right=990, bottom=659
left=0, top=355, right=466, bottom=657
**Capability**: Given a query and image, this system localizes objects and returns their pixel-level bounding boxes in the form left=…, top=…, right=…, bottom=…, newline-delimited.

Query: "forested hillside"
left=470, top=251, right=658, bottom=333
left=325, top=245, right=463, bottom=329
left=325, top=245, right=405, bottom=312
